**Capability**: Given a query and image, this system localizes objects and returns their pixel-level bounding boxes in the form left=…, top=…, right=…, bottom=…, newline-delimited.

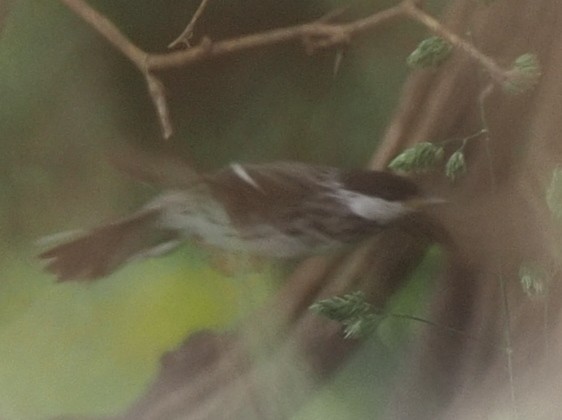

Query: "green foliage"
left=300, top=247, right=441, bottom=419
left=503, top=53, right=541, bottom=94
left=389, top=129, right=489, bottom=181
left=310, top=291, right=381, bottom=339
left=310, top=291, right=370, bottom=322
left=0, top=247, right=277, bottom=419
left=445, top=149, right=467, bottom=182
left=547, top=167, right=562, bottom=219
left=407, top=36, right=453, bottom=69
left=340, top=314, right=380, bottom=339
left=388, top=142, right=444, bottom=173
left=519, top=262, right=549, bottom=297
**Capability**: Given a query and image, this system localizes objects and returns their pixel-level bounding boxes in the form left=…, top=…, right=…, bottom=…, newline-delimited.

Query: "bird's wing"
left=207, top=161, right=336, bottom=227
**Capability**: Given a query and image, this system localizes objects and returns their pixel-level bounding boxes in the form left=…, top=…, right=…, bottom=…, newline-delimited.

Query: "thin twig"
left=148, top=4, right=406, bottom=70
left=499, top=274, right=518, bottom=417
left=333, top=48, right=345, bottom=78
left=59, top=0, right=146, bottom=67
left=169, top=0, right=211, bottom=49
left=146, top=73, right=174, bottom=139
left=59, top=0, right=174, bottom=138
left=58, top=0, right=406, bottom=139
left=58, top=0, right=511, bottom=140
left=402, top=0, right=507, bottom=85
left=478, top=81, right=517, bottom=415
left=478, top=83, right=497, bottom=193
left=316, top=6, right=350, bottom=23
left=541, top=278, right=550, bottom=384
left=384, top=311, right=502, bottom=347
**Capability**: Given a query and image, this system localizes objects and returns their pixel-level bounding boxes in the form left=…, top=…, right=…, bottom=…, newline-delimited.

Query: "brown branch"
left=59, top=0, right=174, bottom=138
left=147, top=4, right=406, bottom=70
left=59, top=0, right=146, bottom=68
left=168, top=0, right=211, bottom=49
left=58, top=0, right=510, bottom=140
left=145, top=73, right=174, bottom=139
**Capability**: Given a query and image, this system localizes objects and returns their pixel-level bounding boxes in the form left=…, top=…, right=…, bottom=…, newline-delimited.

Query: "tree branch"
left=59, top=0, right=146, bottom=68
left=147, top=4, right=406, bottom=70
left=57, top=0, right=510, bottom=141
left=168, top=0, right=211, bottom=49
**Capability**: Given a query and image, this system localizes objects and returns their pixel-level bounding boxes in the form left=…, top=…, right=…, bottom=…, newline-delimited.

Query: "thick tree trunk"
left=384, top=0, right=562, bottom=418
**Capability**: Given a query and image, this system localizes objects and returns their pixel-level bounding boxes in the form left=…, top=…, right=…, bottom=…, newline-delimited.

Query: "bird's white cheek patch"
left=341, top=191, right=411, bottom=224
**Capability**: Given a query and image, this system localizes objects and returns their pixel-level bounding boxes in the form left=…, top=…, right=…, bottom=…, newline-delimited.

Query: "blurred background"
left=0, top=0, right=445, bottom=418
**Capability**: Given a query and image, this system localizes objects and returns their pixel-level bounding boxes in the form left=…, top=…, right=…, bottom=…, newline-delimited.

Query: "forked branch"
left=58, top=0, right=510, bottom=139
left=168, top=0, right=212, bottom=49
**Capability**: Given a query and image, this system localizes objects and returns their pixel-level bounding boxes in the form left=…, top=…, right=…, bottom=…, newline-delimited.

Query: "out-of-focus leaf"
left=407, top=36, right=452, bottom=69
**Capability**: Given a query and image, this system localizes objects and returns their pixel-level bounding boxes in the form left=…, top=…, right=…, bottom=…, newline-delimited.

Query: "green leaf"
left=309, top=291, right=371, bottom=322
left=388, top=142, right=444, bottom=173
left=445, top=150, right=467, bottom=182
left=519, top=262, right=548, bottom=297
left=310, top=291, right=382, bottom=339
left=546, top=167, right=562, bottom=219
left=503, top=53, right=541, bottom=94
left=342, top=314, right=380, bottom=339
left=407, top=36, right=453, bottom=69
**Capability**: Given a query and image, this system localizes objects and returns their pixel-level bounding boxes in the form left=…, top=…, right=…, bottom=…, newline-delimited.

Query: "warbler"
left=39, top=161, right=439, bottom=281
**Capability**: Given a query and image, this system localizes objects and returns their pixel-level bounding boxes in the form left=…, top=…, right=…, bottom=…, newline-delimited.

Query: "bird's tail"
left=38, top=210, right=180, bottom=282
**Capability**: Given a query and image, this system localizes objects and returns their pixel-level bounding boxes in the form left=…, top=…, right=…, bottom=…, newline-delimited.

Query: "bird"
left=39, top=160, right=440, bottom=282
